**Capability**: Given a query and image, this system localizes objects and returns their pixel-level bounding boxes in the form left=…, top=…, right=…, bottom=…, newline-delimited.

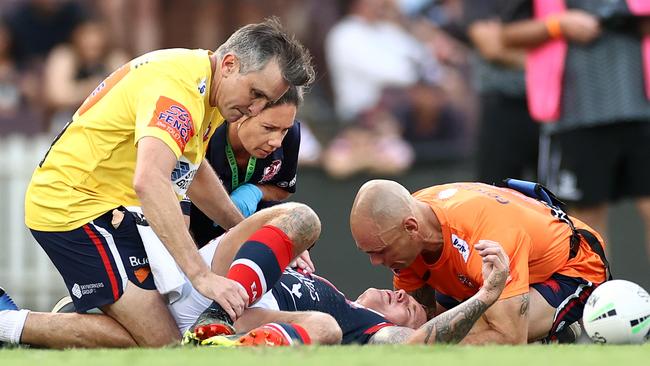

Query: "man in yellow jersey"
left=350, top=179, right=609, bottom=345
left=20, top=18, right=315, bottom=347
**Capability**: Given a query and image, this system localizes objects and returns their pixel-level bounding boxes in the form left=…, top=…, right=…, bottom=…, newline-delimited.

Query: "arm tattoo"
left=408, top=285, right=437, bottom=319
left=519, top=293, right=529, bottom=316
left=421, top=298, right=488, bottom=344
left=368, top=326, right=414, bottom=344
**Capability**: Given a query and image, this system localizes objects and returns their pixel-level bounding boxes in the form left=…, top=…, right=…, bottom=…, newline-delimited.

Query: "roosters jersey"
left=26, top=48, right=223, bottom=231
left=394, top=183, right=607, bottom=301
left=273, top=268, right=394, bottom=344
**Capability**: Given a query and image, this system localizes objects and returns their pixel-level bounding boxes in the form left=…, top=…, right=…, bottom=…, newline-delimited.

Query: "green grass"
left=1, top=344, right=650, bottom=366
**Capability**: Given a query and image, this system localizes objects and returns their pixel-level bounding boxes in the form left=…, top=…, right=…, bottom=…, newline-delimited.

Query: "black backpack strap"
left=576, top=229, right=613, bottom=281
left=501, top=179, right=611, bottom=281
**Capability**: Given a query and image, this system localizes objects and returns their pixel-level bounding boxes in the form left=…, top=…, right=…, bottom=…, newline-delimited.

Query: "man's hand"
left=474, top=240, right=510, bottom=304
left=558, top=10, right=601, bottom=44
left=190, top=270, right=249, bottom=321
left=289, top=250, right=315, bottom=273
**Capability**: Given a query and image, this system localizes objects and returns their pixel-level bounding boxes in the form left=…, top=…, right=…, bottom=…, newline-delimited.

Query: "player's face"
left=236, top=103, right=296, bottom=159
left=216, top=55, right=289, bottom=123
left=356, top=288, right=427, bottom=329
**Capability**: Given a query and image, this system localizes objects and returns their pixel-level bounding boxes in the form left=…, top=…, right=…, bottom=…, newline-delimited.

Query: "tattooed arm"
left=407, top=240, right=511, bottom=344
left=367, top=326, right=415, bottom=344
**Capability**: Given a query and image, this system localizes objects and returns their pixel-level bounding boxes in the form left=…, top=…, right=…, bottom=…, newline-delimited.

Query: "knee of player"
left=134, top=331, right=181, bottom=348
left=273, top=202, right=321, bottom=246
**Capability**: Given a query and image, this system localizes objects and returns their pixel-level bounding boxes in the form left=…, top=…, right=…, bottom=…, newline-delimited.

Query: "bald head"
left=351, top=180, right=414, bottom=228
left=350, top=180, right=417, bottom=253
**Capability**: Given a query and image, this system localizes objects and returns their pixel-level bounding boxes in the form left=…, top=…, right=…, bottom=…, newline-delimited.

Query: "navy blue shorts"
left=531, top=273, right=597, bottom=341
left=31, top=208, right=155, bottom=313
left=436, top=273, right=598, bottom=341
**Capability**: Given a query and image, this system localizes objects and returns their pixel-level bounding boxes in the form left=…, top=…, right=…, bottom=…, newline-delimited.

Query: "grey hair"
left=216, top=17, right=315, bottom=87
left=272, top=85, right=304, bottom=107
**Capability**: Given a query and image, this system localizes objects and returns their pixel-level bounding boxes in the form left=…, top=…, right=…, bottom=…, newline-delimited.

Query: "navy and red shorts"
left=436, top=273, right=599, bottom=341
left=531, top=273, right=598, bottom=341
left=30, top=207, right=155, bottom=313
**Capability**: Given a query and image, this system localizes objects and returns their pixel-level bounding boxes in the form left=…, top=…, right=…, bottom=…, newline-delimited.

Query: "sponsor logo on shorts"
left=71, top=282, right=105, bottom=299
left=451, top=234, right=470, bottom=262
left=134, top=266, right=151, bottom=284
left=129, top=256, right=149, bottom=267
left=149, top=96, right=195, bottom=153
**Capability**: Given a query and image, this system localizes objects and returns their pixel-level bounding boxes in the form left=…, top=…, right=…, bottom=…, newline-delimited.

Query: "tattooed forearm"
left=519, top=293, right=529, bottom=316
left=421, top=298, right=488, bottom=344
left=408, top=285, right=437, bottom=319
left=368, top=326, right=414, bottom=344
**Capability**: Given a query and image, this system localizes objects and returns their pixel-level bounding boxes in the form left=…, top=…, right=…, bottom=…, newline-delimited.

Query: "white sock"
left=0, top=309, right=29, bottom=344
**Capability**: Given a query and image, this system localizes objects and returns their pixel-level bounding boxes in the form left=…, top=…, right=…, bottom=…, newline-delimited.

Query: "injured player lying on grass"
left=47, top=230, right=508, bottom=347
left=171, top=231, right=509, bottom=347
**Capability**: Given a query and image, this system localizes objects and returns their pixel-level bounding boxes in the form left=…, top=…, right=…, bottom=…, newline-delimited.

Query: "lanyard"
left=225, top=138, right=256, bottom=189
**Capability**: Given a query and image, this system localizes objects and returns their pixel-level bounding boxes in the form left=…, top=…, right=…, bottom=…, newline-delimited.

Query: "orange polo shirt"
left=393, top=183, right=607, bottom=301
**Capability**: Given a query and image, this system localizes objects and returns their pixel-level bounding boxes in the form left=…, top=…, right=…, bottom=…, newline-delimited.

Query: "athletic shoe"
left=183, top=302, right=235, bottom=343
left=0, top=288, right=17, bottom=311
left=199, top=325, right=291, bottom=347
left=236, top=324, right=291, bottom=346
left=556, top=321, right=582, bottom=344
left=51, top=296, right=76, bottom=313
left=198, top=334, right=241, bottom=347
left=542, top=321, right=583, bottom=344
left=0, top=287, right=18, bottom=348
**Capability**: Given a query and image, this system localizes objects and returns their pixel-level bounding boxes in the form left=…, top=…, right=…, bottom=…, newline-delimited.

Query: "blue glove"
left=230, top=183, right=263, bottom=218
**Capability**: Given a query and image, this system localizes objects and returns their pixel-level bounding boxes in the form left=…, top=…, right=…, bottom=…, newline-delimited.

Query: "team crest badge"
left=260, top=160, right=282, bottom=182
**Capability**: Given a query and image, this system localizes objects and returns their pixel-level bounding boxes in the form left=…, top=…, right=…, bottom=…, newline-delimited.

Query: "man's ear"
left=403, top=217, right=418, bottom=235
left=221, top=53, right=239, bottom=77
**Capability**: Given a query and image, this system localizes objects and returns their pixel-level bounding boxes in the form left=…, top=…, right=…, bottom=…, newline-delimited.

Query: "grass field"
left=2, top=344, right=649, bottom=366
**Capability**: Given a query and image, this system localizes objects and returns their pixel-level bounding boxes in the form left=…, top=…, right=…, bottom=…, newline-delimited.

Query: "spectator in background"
left=3, top=0, right=87, bottom=70
left=324, top=0, right=469, bottom=178
left=463, top=0, right=539, bottom=185
left=0, top=22, right=42, bottom=136
left=323, top=0, right=420, bottom=178
left=501, top=0, right=650, bottom=263
left=43, top=18, right=129, bottom=133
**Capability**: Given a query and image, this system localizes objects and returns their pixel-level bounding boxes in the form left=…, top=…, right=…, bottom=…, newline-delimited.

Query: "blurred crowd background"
left=0, top=0, right=648, bottom=306
left=0, top=0, right=477, bottom=174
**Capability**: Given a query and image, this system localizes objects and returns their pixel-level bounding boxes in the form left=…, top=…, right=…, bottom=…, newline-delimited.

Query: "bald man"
left=350, top=180, right=609, bottom=345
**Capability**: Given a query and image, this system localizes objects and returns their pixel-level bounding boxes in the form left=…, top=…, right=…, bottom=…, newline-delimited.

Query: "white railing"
left=0, top=134, right=68, bottom=311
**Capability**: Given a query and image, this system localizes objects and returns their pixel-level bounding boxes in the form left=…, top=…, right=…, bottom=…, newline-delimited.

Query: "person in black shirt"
left=187, top=86, right=302, bottom=248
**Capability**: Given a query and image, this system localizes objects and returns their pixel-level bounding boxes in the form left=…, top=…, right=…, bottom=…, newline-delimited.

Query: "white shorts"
left=169, top=235, right=280, bottom=333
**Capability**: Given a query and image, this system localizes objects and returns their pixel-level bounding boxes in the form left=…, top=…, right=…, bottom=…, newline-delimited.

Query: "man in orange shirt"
left=350, top=179, right=609, bottom=344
